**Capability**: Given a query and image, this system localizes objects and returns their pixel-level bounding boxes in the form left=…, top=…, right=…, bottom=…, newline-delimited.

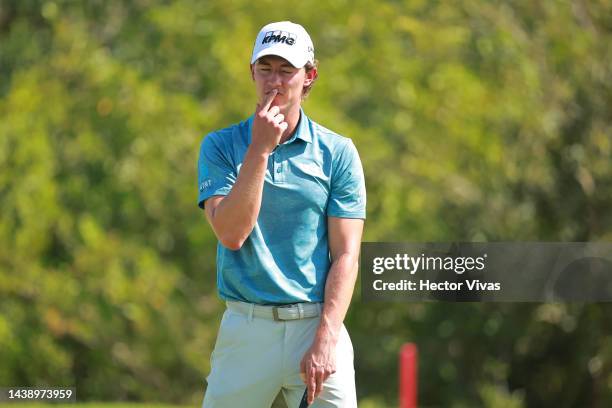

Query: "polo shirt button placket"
left=274, top=149, right=285, bottom=183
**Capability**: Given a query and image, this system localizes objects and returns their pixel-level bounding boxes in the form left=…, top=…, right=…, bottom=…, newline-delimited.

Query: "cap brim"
left=251, top=46, right=307, bottom=68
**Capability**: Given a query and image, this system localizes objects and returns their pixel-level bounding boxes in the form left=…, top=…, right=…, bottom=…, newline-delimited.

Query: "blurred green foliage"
left=1, top=0, right=611, bottom=407
left=0, top=404, right=186, bottom=408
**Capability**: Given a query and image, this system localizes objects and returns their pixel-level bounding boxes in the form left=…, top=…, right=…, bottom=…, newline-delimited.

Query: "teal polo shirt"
left=197, top=109, right=366, bottom=304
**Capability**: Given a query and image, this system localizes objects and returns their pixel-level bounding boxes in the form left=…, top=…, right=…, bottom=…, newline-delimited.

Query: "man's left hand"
left=300, top=335, right=337, bottom=404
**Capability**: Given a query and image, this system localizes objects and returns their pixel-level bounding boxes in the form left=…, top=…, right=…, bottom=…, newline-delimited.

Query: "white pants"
left=202, top=302, right=357, bottom=408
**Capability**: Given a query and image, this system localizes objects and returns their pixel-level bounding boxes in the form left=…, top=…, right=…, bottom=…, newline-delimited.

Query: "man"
left=198, top=21, right=366, bottom=407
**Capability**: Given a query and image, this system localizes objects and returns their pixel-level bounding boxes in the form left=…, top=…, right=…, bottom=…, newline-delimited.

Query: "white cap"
left=251, top=21, right=315, bottom=68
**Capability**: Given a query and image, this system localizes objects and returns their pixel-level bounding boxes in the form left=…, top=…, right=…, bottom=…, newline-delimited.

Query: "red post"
left=399, top=343, right=418, bottom=408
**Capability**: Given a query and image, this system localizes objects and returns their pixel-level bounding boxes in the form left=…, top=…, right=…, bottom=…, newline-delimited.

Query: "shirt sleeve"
left=326, top=140, right=367, bottom=219
left=197, top=133, right=237, bottom=209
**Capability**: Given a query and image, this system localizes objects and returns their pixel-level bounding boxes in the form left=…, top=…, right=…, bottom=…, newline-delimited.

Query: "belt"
left=226, top=301, right=322, bottom=321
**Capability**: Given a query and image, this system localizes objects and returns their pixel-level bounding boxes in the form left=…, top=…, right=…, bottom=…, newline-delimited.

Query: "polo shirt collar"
left=292, top=108, right=312, bottom=144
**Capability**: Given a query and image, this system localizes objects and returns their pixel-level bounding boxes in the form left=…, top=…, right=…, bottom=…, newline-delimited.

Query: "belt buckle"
left=272, top=304, right=296, bottom=321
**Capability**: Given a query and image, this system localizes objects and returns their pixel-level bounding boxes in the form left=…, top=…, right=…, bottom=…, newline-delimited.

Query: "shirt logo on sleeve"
left=200, top=179, right=213, bottom=192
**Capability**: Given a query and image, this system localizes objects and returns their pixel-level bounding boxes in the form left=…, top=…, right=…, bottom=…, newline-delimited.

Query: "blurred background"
left=1, top=0, right=612, bottom=407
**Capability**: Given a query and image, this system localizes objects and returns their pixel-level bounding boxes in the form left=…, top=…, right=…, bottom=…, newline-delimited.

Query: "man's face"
left=251, top=56, right=315, bottom=113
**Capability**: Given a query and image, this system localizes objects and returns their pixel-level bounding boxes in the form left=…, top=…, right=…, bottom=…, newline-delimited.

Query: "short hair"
left=302, top=59, right=319, bottom=99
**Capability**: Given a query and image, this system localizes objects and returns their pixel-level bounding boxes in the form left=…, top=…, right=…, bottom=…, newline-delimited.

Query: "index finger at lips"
left=257, top=89, right=278, bottom=113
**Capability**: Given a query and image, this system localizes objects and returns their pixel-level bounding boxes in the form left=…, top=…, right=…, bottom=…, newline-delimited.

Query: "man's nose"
left=268, top=72, right=283, bottom=86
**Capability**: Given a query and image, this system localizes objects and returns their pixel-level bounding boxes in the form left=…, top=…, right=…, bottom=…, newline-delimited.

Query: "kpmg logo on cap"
left=262, top=30, right=296, bottom=46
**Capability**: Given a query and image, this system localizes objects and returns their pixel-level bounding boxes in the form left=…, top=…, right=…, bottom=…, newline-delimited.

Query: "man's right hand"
left=250, top=90, right=287, bottom=155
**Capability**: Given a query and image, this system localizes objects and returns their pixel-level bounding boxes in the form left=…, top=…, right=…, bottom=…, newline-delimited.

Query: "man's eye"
left=260, top=68, right=271, bottom=72
left=282, top=70, right=293, bottom=74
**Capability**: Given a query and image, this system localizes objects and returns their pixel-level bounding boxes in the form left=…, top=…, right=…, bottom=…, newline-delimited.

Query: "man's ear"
left=303, top=67, right=317, bottom=86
